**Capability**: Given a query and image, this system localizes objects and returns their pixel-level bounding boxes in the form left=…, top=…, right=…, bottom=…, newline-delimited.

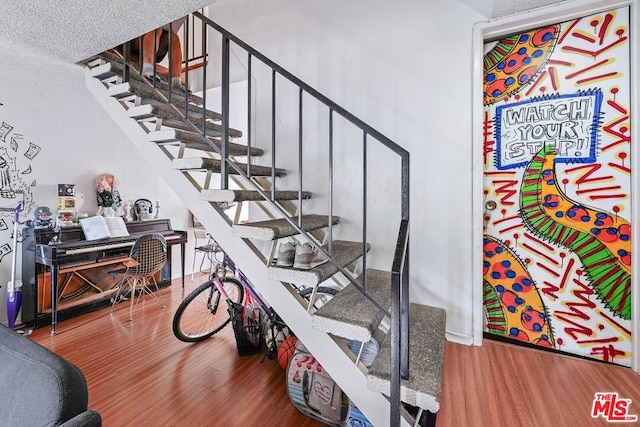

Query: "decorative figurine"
left=95, top=173, right=122, bottom=216
left=124, top=201, right=134, bottom=222
left=33, top=206, right=54, bottom=229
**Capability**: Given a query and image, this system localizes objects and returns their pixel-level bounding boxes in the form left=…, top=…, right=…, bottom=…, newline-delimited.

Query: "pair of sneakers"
left=277, top=242, right=327, bottom=270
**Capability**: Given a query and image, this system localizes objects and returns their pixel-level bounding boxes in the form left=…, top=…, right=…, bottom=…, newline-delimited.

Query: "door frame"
left=471, top=0, right=639, bottom=372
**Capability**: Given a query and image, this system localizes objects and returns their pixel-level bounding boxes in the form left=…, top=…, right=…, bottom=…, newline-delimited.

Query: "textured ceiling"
left=457, top=0, right=570, bottom=18
left=0, top=0, right=569, bottom=96
left=0, top=0, right=212, bottom=94
left=492, top=0, right=570, bottom=18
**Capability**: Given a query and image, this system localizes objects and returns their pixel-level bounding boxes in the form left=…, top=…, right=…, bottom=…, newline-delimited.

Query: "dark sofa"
left=0, top=324, right=102, bottom=426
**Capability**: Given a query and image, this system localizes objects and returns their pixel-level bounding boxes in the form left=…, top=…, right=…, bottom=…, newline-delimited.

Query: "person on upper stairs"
left=141, top=17, right=187, bottom=91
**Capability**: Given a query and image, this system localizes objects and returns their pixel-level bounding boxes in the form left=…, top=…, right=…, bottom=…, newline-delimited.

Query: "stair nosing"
left=232, top=215, right=339, bottom=240
left=311, top=269, right=390, bottom=342
left=366, top=303, right=446, bottom=413
left=172, top=157, right=286, bottom=177
left=200, top=189, right=311, bottom=203
left=268, top=240, right=367, bottom=286
left=148, top=129, right=261, bottom=157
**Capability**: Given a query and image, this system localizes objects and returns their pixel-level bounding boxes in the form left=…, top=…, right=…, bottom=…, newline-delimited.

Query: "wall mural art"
left=0, top=104, right=39, bottom=265
left=482, top=7, right=631, bottom=366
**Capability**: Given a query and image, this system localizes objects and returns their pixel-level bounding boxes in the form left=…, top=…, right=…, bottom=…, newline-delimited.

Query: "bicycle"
left=172, top=237, right=338, bottom=356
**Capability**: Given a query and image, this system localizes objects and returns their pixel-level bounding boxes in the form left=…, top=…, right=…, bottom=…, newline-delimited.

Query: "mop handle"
left=9, top=201, right=22, bottom=295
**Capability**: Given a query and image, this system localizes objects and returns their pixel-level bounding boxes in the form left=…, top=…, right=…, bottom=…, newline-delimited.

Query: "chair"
left=191, top=228, right=219, bottom=281
left=109, top=233, right=167, bottom=320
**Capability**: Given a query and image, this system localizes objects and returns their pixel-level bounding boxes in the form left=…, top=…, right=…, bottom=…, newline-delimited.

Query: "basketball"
left=277, top=336, right=298, bottom=370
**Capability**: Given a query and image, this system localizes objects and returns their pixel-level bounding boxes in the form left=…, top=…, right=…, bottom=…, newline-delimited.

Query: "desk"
left=21, top=218, right=187, bottom=334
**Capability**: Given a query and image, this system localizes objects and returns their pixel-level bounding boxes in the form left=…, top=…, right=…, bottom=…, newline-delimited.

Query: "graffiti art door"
left=482, top=7, right=632, bottom=366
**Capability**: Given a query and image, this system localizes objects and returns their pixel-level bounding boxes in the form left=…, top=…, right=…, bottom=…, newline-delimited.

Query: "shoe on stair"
left=144, top=74, right=162, bottom=85
left=293, top=242, right=327, bottom=270
left=276, top=242, right=296, bottom=267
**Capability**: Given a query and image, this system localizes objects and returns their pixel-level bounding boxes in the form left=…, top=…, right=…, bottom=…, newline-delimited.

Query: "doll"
left=95, top=173, right=122, bottom=216
left=33, top=206, right=54, bottom=229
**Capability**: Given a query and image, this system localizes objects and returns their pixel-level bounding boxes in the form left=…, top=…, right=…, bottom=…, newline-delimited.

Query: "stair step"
left=312, top=269, right=390, bottom=342
left=128, top=104, right=243, bottom=138
left=82, top=49, right=123, bottom=65
left=155, top=117, right=236, bottom=138
left=87, top=56, right=207, bottom=106
left=268, top=240, right=367, bottom=287
left=109, top=81, right=221, bottom=121
left=127, top=99, right=222, bottom=124
left=172, top=157, right=287, bottom=177
left=89, top=62, right=119, bottom=81
left=201, top=189, right=311, bottom=203
left=233, top=215, right=339, bottom=240
left=367, top=303, right=446, bottom=413
left=148, top=129, right=262, bottom=157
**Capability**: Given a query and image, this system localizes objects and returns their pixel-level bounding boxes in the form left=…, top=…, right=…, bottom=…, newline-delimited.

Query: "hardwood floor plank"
left=438, top=339, right=640, bottom=426
left=28, top=275, right=324, bottom=427
left=27, top=274, right=640, bottom=426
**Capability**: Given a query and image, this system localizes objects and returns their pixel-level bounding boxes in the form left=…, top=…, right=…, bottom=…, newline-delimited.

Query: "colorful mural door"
left=482, top=7, right=632, bottom=366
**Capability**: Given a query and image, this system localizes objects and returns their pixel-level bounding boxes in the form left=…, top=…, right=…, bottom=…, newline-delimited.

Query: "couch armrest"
left=59, top=410, right=102, bottom=427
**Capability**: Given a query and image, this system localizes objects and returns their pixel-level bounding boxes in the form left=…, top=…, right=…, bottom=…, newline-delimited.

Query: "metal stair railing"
left=116, top=12, right=411, bottom=426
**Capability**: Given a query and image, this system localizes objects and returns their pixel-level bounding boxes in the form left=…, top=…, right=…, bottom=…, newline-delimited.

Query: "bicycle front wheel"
left=172, top=277, right=244, bottom=342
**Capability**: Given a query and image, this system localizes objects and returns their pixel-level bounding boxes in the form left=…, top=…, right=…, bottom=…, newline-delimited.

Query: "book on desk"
left=21, top=218, right=187, bottom=330
left=79, top=215, right=130, bottom=240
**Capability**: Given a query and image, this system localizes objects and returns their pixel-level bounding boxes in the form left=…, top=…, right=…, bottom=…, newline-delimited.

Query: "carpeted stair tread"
left=154, top=117, right=238, bottom=138
left=128, top=102, right=242, bottom=138
left=200, top=189, right=311, bottom=202
left=172, top=157, right=287, bottom=177
left=148, top=129, right=262, bottom=157
left=232, top=215, right=339, bottom=240
left=127, top=99, right=223, bottom=123
left=87, top=56, right=240, bottom=140
left=87, top=56, right=206, bottom=105
left=81, top=49, right=123, bottom=65
left=367, top=303, right=446, bottom=413
left=89, top=49, right=130, bottom=66
left=312, top=269, right=390, bottom=342
left=268, top=240, right=368, bottom=287
left=109, top=81, right=221, bottom=121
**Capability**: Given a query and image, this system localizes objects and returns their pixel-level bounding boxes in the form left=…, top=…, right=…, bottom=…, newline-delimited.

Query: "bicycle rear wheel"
left=297, top=286, right=339, bottom=311
left=172, top=277, right=244, bottom=342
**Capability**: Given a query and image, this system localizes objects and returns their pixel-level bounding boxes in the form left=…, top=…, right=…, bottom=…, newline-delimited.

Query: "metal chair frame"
left=191, top=228, right=220, bottom=281
left=110, top=233, right=168, bottom=320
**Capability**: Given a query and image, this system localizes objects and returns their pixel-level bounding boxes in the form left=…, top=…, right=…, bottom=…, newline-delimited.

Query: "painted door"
left=482, top=7, right=631, bottom=366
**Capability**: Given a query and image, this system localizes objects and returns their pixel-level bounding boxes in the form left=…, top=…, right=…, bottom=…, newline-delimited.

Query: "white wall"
left=5, top=0, right=620, bottom=344
left=0, top=76, right=192, bottom=325
left=209, top=0, right=485, bottom=341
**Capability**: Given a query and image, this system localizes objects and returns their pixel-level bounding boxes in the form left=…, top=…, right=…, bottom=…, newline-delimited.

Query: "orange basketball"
left=277, top=336, right=298, bottom=370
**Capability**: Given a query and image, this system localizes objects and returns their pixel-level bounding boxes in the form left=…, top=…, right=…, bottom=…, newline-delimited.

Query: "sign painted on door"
left=482, top=7, right=631, bottom=365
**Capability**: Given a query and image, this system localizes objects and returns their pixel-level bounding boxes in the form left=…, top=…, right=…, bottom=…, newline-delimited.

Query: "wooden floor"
left=28, top=275, right=640, bottom=426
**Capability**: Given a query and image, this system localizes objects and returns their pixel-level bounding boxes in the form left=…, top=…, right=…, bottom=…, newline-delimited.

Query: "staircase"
left=81, top=13, right=446, bottom=426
